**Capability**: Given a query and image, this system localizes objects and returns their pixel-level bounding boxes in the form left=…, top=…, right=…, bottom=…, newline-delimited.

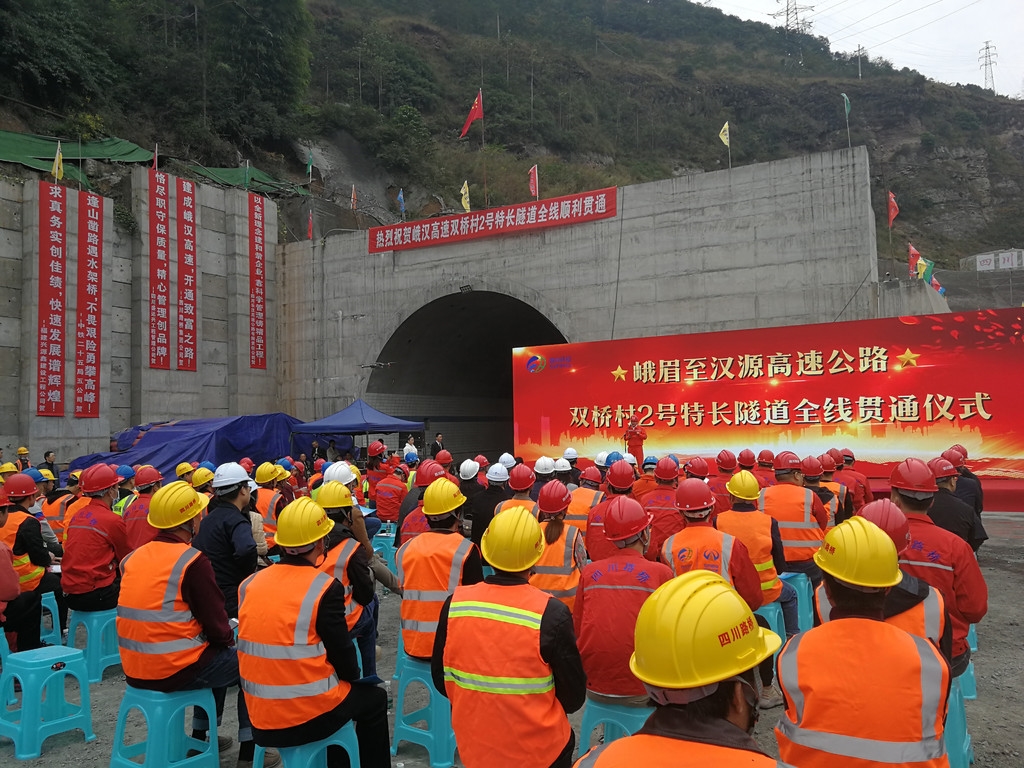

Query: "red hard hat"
left=239, top=457, right=255, bottom=472
left=396, top=463, right=410, bottom=478
left=368, top=440, right=386, bottom=457
left=772, top=451, right=801, bottom=471
left=474, top=454, right=490, bottom=468
left=538, top=480, right=572, bottom=515
left=800, top=456, right=823, bottom=478
left=190, top=461, right=200, bottom=469
left=436, top=449, right=453, bottom=465
left=737, top=449, right=756, bottom=469
left=950, top=443, right=967, bottom=459
left=757, top=449, right=775, bottom=465
left=928, top=457, right=958, bottom=479
left=827, top=448, right=845, bottom=467
left=604, top=496, right=654, bottom=542
left=314, top=458, right=326, bottom=472
left=294, top=461, right=305, bottom=473
left=941, top=448, right=965, bottom=468
left=415, top=460, right=446, bottom=488
left=716, top=450, right=737, bottom=472
left=580, top=466, right=602, bottom=484
left=818, top=453, right=837, bottom=472
left=80, top=463, right=120, bottom=494
left=840, top=448, right=855, bottom=460
left=0, top=486, right=8, bottom=506
left=654, top=456, right=678, bottom=482
left=606, top=460, right=635, bottom=490
left=675, top=478, right=716, bottom=512
left=508, top=463, right=536, bottom=491
left=857, top=499, right=911, bottom=555
left=3, top=472, right=37, bottom=498
left=889, top=458, right=939, bottom=493
left=135, top=466, right=163, bottom=487
left=684, top=457, right=709, bottom=478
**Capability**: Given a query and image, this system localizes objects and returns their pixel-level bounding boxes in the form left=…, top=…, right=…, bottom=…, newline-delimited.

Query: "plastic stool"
left=579, top=698, right=653, bottom=746
left=390, top=656, right=456, bottom=768
left=946, top=677, right=974, bottom=768
left=110, top=685, right=220, bottom=768
left=393, top=631, right=407, bottom=682
left=254, top=720, right=360, bottom=767
left=373, top=536, right=396, bottom=573
left=754, top=602, right=786, bottom=657
left=779, top=571, right=814, bottom=631
left=0, top=626, right=14, bottom=707
left=66, top=608, right=120, bottom=683
left=967, top=623, right=978, bottom=652
left=40, top=592, right=62, bottom=647
left=482, top=566, right=495, bottom=578
left=960, top=660, right=977, bottom=701
left=0, top=645, right=96, bottom=759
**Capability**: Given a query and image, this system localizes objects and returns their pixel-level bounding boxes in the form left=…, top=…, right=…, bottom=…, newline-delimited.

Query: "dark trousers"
left=1, top=591, right=42, bottom=651
left=180, top=647, right=252, bottom=743
left=64, top=581, right=119, bottom=612
left=324, top=684, right=391, bottom=768
left=951, top=649, right=971, bottom=678
left=784, top=559, right=823, bottom=588
left=549, top=730, right=576, bottom=768
left=351, top=595, right=379, bottom=683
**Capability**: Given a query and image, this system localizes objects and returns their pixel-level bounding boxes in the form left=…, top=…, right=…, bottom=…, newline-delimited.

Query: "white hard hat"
left=212, top=462, right=258, bottom=491
left=499, top=452, right=516, bottom=470
left=595, top=451, right=609, bottom=468
left=535, top=456, right=556, bottom=475
left=324, top=462, right=356, bottom=485
left=554, top=458, right=571, bottom=472
left=625, top=453, right=637, bottom=466
left=460, top=459, right=481, bottom=480
left=562, top=448, right=578, bottom=460
left=486, top=464, right=509, bottom=483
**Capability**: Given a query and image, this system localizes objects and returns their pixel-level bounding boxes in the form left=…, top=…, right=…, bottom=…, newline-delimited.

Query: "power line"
left=867, top=0, right=986, bottom=48
left=828, top=0, right=953, bottom=45
left=979, top=40, right=997, bottom=91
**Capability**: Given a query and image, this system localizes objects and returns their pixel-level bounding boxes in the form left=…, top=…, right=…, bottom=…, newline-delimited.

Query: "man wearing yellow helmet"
left=574, top=572, right=782, bottom=766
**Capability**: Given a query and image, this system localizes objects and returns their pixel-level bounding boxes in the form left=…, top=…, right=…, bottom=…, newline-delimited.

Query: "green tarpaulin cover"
left=186, top=164, right=309, bottom=196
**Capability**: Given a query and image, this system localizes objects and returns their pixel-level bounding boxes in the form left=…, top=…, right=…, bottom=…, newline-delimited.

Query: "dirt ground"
left=3, top=514, right=1020, bottom=767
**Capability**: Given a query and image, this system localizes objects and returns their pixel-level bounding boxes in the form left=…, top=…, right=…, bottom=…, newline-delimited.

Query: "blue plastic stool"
left=960, top=660, right=977, bottom=701
left=110, top=685, right=220, bottom=768
left=482, top=566, right=495, bottom=578
left=579, top=698, right=653, bottom=746
left=946, top=677, right=974, bottom=768
left=40, top=592, right=62, bottom=647
left=754, top=602, right=786, bottom=657
left=779, top=571, right=814, bottom=632
left=967, top=623, right=978, bottom=652
left=254, top=720, right=360, bottom=767
left=66, top=608, right=120, bottom=683
left=373, top=536, right=396, bottom=574
left=0, top=626, right=14, bottom=708
left=0, top=645, right=96, bottom=759
left=390, top=656, right=456, bottom=768
left=393, top=631, right=408, bottom=682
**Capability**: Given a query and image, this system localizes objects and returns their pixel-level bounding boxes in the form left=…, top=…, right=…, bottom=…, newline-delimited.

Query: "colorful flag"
left=306, top=149, right=313, bottom=181
left=397, top=188, right=405, bottom=214
left=917, top=257, right=934, bottom=283
left=460, top=180, right=470, bottom=213
left=930, top=276, right=946, bottom=296
left=460, top=90, right=484, bottom=138
left=908, top=244, right=921, bottom=278
left=528, top=165, right=539, bottom=198
left=841, top=93, right=851, bottom=117
left=887, top=191, right=899, bottom=228
left=51, top=141, right=64, bottom=180
left=307, top=208, right=313, bottom=239
left=719, top=122, right=730, bottom=147
left=351, top=184, right=357, bottom=211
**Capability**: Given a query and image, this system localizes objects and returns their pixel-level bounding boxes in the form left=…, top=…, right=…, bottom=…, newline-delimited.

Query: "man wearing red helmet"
left=1, top=487, right=44, bottom=650
left=759, top=451, right=828, bottom=587
left=0, top=478, right=52, bottom=648
left=706, top=450, right=737, bottom=514
left=753, top=449, right=776, bottom=488
left=890, top=457, right=987, bottom=677
left=819, top=453, right=854, bottom=524
left=928, top=457, right=987, bottom=552
left=622, top=418, right=646, bottom=468
left=642, top=457, right=683, bottom=562
left=586, top=460, right=635, bottom=563
left=123, top=466, right=165, bottom=550
left=800, top=456, right=839, bottom=529
left=942, top=448, right=984, bottom=524
left=832, top=448, right=872, bottom=512
left=573, top=497, right=673, bottom=707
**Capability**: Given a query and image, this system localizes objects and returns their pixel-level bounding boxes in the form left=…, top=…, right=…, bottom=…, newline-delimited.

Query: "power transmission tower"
left=979, top=41, right=997, bottom=92
left=772, top=0, right=814, bottom=33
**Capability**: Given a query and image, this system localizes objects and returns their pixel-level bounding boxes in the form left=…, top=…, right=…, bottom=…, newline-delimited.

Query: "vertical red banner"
left=74, top=191, right=104, bottom=417
left=176, top=178, right=198, bottom=371
left=37, top=182, right=66, bottom=416
left=249, top=193, right=267, bottom=369
left=149, top=169, right=171, bottom=368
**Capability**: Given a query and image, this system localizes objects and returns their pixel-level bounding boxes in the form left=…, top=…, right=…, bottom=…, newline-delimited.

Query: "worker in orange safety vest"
left=530, top=480, right=586, bottom=612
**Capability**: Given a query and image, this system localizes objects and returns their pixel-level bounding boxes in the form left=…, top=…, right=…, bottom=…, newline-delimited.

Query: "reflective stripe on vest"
left=397, top=535, right=473, bottom=651
left=921, top=588, right=943, bottom=642
left=0, top=511, right=46, bottom=591
left=662, top=529, right=734, bottom=581
left=324, top=538, right=364, bottom=629
left=256, top=489, right=283, bottom=528
left=763, top=488, right=822, bottom=559
left=117, top=546, right=203, bottom=631
left=532, top=530, right=578, bottom=576
left=565, top=488, right=603, bottom=525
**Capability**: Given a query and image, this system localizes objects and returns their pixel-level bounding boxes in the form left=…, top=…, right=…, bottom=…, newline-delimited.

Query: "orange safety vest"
left=716, top=509, right=782, bottom=602
left=60, top=496, right=91, bottom=543
left=565, top=488, right=603, bottom=533
left=443, top=581, right=570, bottom=768
left=318, top=539, right=365, bottom=630
left=574, top=733, right=780, bottom=767
left=494, top=498, right=540, bottom=519
left=238, top=565, right=351, bottom=730
left=660, top=525, right=736, bottom=582
left=399, top=503, right=430, bottom=546
left=255, top=487, right=283, bottom=547
left=41, top=493, right=75, bottom=534
left=529, top=523, right=583, bottom=611
left=117, top=541, right=209, bottom=679
left=0, top=510, right=46, bottom=592
left=759, top=484, right=823, bottom=563
left=823, top=481, right=847, bottom=512
left=811, top=489, right=838, bottom=529
left=814, top=583, right=947, bottom=647
left=397, top=532, right=474, bottom=658
left=776, top=619, right=950, bottom=768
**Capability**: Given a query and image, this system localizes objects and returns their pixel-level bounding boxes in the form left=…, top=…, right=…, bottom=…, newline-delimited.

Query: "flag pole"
left=845, top=113, right=851, bottom=149
left=727, top=143, right=731, bottom=171
left=889, top=224, right=894, bottom=278
left=481, top=115, right=489, bottom=207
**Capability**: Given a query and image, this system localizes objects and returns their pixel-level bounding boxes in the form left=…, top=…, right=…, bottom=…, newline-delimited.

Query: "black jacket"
left=470, top=484, right=509, bottom=551
left=930, top=488, right=988, bottom=552
left=953, top=471, right=983, bottom=517
left=430, top=440, right=444, bottom=458
left=191, top=498, right=258, bottom=617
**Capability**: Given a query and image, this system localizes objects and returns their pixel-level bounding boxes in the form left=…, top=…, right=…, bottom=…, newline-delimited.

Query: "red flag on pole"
left=307, top=208, right=313, bottom=239
left=528, top=164, right=539, bottom=199
left=460, top=90, right=484, bottom=138
left=908, top=243, right=921, bottom=278
left=887, top=191, right=899, bottom=228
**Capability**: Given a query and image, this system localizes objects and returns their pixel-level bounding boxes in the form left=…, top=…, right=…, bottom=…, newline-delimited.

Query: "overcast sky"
left=710, top=0, right=1023, bottom=98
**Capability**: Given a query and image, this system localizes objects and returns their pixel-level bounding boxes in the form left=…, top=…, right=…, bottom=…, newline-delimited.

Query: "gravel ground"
left=3, top=514, right=1019, bottom=767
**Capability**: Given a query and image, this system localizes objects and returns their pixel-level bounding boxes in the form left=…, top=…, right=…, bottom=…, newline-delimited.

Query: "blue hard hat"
left=117, top=464, right=136, bottom=480
left=404, top=452, right=418, bottom=463
left=276, top=458, right=294, bottom=471
left=199, top=461, right=217, bottom=472
left=322, top=461, right=334, bottom=472
left=668, top=454, right=680, bottom=466
left=606, top=451, right=624, bottom=465
left=642, top=455, right=658, bottom=467
left=24, top=468, right=44, bottom=482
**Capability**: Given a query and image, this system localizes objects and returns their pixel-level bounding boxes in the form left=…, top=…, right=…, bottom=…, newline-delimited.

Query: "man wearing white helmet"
left=470, top=464, right=511, bottom=553
left=531, top=456, right=556, bottom=502
left=594, top=452, right=609, bottom=482
left=498, top=453, right=516, bottom=472
left=562, top=448, right=581, bottom=486
left=554, top=458, right=577, bottom=492
left=459, top=460, right=485, bottom=536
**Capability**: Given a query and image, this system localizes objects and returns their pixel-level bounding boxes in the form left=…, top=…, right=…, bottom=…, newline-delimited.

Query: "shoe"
left=187, top=734, right=232, bottom=757
left=758, top=684, right=784, bottom=709
left=238, top=750, right=281, bottom=768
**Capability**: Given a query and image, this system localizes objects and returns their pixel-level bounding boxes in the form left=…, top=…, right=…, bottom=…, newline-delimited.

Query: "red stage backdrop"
left=176, top=178, right=198, bottom=371
left=37, top=182, right=66, bottom=416
left=148, top=170, right=171, bottom=368
left=248, top=193, right=267, bottom=369
left=368, top=187, right=617, bottom=254
left=514, top=309, right=1024, bottom=509
left=74, top=191, right=104, bottom=417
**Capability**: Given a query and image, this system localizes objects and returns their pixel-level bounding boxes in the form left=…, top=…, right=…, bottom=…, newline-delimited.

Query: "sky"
left=710, top=0, right=1023, bottom=97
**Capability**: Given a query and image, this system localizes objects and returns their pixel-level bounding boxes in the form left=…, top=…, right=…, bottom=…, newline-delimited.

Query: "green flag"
left=841, top=93, right=851, bottom=117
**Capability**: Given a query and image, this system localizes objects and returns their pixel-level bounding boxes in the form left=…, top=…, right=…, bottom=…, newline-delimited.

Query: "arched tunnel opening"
left=365, top=291, right=567, bottom=459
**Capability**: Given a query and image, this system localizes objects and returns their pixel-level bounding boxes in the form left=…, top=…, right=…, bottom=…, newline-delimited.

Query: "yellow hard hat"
left=275, top=465, right=291, bottom=482
left=814, top=516, right=902, bottom=588
left=317, top=481, right=353, bottom=510
left=70, top=470, right=82, bottom=480
left=175, top=462, right=194, bottom=478
left=254, top=462, right=279, bottom=484
left=349, top=464, right=362, bottom=482
left=147, top=481, right=209, bottom=529
left=481, top=506, right=545, bottom=572
left=39, top=469, right=56, bottom=482
left=17, top=447, right=28, bottom=455
left=725, top=470, right=761, bottom=501
left=275, top=497, right=334, bottom=548
left=0, top=462, right=17, bottom=474
left=191, top=467, right=215, bottom=489
left=423, top=477, right=467, bottom=517
left=630, top=571, right=781, bottom=689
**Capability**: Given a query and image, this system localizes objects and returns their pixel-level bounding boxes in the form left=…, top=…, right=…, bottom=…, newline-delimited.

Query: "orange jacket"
left=814, top=582, right=947, bottom=650
left=529, top=522, right=585, bottom=611
left=565, top=487, right=603, bottom=533
left=41, top=493, right=75, bottom=535
left=716, top=508, right=782, bottom=602
left=758, top=483, right=826, bottom=563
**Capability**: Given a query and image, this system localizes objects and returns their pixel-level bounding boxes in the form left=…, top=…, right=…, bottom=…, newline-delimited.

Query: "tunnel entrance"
left=365, top=291, right=567, bottom=460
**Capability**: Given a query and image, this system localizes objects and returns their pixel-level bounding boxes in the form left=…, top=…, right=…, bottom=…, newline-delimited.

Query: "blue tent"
left=290, top=399, right=423, bottom=436
left=69, top=413, right=302, bottom=481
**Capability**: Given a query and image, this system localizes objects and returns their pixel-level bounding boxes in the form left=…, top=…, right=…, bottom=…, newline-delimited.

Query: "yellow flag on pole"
left=460, top=180, right=470, bottom=213
left=51, top=141, right=64, bottom=180
left=718, top=122, right=730, bottom=147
